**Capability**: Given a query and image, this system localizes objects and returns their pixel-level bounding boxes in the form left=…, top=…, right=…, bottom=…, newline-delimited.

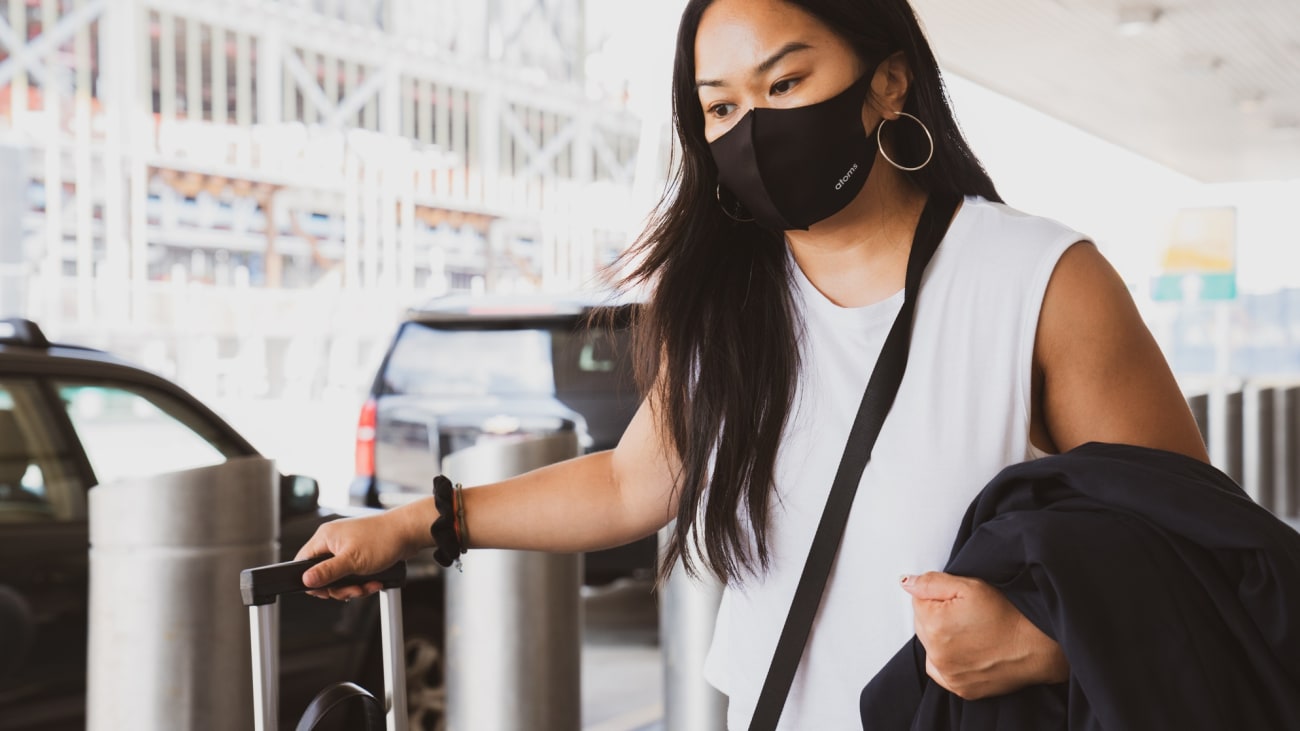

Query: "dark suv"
left=0, top=319, right=444, bottom=731
left=349, top=294, right=655, bottom=583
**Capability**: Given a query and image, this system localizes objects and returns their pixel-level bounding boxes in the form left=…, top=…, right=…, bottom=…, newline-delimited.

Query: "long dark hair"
left=617, top=0, right=1002, bottom=584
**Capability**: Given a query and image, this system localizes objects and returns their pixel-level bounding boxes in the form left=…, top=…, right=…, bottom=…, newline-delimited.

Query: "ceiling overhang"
left=910, top=0, right=1300, bottom=182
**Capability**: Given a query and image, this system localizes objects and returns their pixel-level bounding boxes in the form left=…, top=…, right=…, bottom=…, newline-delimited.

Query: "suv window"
left=383, top=325, right=556, bottom=397
left=0, top=381, right=86, bottom=521
left=553, top=325, right=630, bottom=395
left=383, top=321, right=633, bottom=398
left=56, top=383, right=230, bottom=485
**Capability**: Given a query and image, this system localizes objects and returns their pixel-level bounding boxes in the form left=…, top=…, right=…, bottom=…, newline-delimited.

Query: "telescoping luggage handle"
left=240, top=557, right=410, bottom=731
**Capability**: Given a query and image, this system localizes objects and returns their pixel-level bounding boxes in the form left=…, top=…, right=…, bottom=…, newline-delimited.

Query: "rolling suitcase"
left=240, top=557, right=410, bottom=731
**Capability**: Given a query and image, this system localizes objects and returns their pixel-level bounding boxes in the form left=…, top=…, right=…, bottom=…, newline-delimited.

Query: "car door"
left=0, top=378, right=93, bottom=730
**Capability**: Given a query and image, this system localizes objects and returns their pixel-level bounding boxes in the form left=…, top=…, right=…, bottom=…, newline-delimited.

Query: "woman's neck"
left=785, top=155, right=929, bottom=308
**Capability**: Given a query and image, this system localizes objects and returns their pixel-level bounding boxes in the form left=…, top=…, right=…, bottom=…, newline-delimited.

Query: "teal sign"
left=1151, top=272, right=1237, bottom=302
left=1150, top=207, right=1237, bottom=302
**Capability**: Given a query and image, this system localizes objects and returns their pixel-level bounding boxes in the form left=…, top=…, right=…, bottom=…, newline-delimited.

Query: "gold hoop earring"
left=877, top=111, right=935, bottom=172
left=716, top=184, right=754, bottom=223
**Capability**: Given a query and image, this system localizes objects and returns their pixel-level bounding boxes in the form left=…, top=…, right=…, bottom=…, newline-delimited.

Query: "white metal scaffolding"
left=0, top=0, right=660, bottom=400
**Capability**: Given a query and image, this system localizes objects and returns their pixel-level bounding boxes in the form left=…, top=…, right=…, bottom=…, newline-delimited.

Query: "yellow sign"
left=1153, top=207, right=1236, bottom=301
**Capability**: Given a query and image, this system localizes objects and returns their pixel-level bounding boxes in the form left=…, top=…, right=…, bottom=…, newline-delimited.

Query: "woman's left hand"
left=901, top=572, right=1069, bottom=700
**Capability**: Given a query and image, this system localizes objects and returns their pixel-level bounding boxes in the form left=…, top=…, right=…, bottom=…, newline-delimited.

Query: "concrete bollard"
left=658, top=528, right=727, bottom=731
left=442, top=433, right=582, bottom=731
left=87, top=457, right=278, bottom=731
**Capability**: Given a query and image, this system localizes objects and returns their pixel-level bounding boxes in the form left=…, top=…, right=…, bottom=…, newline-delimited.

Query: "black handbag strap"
left=748, top=191, right=961, bottom=731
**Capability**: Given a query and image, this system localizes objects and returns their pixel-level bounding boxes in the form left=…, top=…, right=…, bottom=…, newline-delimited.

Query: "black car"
left=0, top=319, right=445, bottom=731
left=349, top=294, right=656, bottom=584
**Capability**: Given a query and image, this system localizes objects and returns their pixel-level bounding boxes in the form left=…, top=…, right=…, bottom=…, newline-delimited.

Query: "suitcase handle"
left=240, top=556, right=407, bottom=606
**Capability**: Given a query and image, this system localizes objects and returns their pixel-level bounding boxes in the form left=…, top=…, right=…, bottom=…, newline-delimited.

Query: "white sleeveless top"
left=702, top=196, right=1087, bottom=730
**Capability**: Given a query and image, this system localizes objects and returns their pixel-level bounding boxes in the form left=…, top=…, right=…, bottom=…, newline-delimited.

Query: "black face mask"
left=709, top=73, right=877, bottom=232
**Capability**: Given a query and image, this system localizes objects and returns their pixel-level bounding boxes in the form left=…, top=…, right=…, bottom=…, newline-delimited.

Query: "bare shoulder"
left=1033, top=241, right=1209, bottom=462
left=1038, top=242, right=1130, bottom=333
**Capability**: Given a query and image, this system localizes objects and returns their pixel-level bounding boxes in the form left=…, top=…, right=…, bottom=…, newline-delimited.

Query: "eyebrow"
left=695, top=41, right=814, bottom=90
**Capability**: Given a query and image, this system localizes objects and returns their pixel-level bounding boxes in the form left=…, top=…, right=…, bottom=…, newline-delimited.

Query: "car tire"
left=355, top=581, right=446, bottom=731
left=402, top=585, right=446, bottom=731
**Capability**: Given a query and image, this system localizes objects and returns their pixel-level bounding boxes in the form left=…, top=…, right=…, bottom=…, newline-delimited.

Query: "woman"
left=296, top=0, right=1208, bottom=727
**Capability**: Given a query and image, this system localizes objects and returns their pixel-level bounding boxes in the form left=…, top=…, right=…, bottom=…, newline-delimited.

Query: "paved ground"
left=581, top=579, right=665, bottom=731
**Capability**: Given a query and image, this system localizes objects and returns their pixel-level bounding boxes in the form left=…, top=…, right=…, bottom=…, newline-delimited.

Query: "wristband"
left=430, top=475, right=464, bottom=570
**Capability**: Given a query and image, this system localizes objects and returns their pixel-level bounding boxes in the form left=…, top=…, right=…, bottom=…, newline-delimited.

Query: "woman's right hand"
left=294, top=507, right=426, bottom=601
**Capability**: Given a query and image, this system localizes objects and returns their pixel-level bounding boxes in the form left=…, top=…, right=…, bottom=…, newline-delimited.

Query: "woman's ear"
left=868, top=51, right=914, bottom=118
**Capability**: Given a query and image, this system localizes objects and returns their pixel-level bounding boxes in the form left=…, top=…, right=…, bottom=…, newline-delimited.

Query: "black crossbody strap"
left=748, top=192, right=961, bottom=731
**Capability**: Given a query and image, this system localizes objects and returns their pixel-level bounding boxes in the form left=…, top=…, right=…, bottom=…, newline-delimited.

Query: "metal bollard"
left=87, top=457, right=278, bottom=731
left=1207, top=387, right=1244, bottom=483
left=1225, top=389, right=1244, bottom=485
left=1282, top=386, right=1300, bottom=520
left=658, top=527, right=727, bottom=731
left=1243, top=384, right=1276, bottom=509
left=442, top=433, right=582, bottom=731
left=1187, top=393, right=1210, bottom=452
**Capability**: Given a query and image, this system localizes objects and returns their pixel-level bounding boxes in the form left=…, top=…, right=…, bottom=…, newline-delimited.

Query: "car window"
left=553, top=327, right=633, bottom=395
left=383, top=324, right=556, bottom=398
left=56, top=383, right=230, bottom=485
left=0, top=381, right=87, bottom=522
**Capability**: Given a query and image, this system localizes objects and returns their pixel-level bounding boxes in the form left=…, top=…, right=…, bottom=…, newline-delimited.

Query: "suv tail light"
left=355, top=398, right=377, bottom=477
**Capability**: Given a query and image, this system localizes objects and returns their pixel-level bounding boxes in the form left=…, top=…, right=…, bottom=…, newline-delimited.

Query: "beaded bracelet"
left=430, top=475, right=465, bottom=570
left=454, top=482, right=469, bottom=548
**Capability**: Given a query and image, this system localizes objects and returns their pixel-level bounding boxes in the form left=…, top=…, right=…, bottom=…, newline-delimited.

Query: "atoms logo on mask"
left=834, top=163, right=860, bottom=191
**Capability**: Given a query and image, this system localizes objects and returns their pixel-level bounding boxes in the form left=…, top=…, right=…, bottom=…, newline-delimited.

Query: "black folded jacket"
left=860, top=442, right=1300, bottom=730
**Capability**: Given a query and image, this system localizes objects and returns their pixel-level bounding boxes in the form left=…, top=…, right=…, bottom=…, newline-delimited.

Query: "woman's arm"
left=909, top=241, right=1207, bottom=699
left=1033, top=242, right=1207, bottom=461
left=443, top=392, right=681, bottom=552
left=295, top=392, right=680, bottom=599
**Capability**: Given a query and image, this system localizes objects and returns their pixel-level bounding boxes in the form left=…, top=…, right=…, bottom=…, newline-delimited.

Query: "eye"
left=707, top=102, right=738, bottom=119
left=770, top=77, right=800, bottom=96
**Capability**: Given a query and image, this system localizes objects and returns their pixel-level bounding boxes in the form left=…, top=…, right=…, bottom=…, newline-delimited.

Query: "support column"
left=380, top=160, right=399, bottom=291
left=571, top=112, right=594, bottom=285
left=362, top=159, right=380, bottom=289
left=7, top=0, right=28, bottom=130
left=399, top=165, right=416, bottom=292
left=41, top=0, right=63, bottom=308
left=484, top=219, right=505, bottom=294
left=379, top=61, right=402, bottom=292
left=477, top=88, right=502, bottom=206
left=126, top=0, right=150, bottom=319
left=73, top=0, right=94, bottom=321
left=97, top=0, right=139, bottom=323
left=343, top=145, right=361, bottom=289
left=257, top=28, right=282, bottom=127
left=0, top=144, right=28, bottom=317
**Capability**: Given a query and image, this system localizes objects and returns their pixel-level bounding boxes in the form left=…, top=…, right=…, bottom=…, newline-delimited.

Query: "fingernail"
left=900, top=575, right=913, bottom=585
